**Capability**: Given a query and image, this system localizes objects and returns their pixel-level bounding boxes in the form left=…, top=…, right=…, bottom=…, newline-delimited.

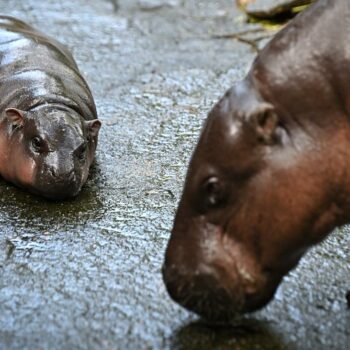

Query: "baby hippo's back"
left=0, top=15, right=96, bottom=119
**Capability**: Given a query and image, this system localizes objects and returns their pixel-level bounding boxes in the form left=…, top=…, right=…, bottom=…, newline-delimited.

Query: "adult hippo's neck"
left=240, top=0, right=350, bottom=243
left=227, top=0, right=350, bottom=249
left=250, top=0, right=350, bottom=126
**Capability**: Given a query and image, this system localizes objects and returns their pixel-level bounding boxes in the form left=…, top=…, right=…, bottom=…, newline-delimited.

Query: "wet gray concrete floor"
left=0, top=0, right=349, bottom=349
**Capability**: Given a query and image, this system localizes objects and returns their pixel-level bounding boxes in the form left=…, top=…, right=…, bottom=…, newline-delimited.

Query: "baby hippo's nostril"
left=49, top=167, right=57, bottom=178
left=75, top=142, right=87, bottom=161
left=48, top=167, right=75, bottom=181
left=68, top=169, right=75, bottom=181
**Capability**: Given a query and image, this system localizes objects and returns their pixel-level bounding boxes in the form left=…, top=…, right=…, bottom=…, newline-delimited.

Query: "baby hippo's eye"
left=202, top=176, right=225, bottom=208
left=31, top=136, right=44, bottom=153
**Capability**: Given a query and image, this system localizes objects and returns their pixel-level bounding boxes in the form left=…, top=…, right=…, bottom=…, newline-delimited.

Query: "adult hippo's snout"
left=163, top=217, right=282, bottom=322
left=163, top=0, right=350, bottom=322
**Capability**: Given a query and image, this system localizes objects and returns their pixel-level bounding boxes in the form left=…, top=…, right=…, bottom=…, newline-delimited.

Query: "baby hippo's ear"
left=86, top=119, right=102, bottom=137
left=5, top=108, right=26, bottom=128
left=248, top=103, right=280, bottom=145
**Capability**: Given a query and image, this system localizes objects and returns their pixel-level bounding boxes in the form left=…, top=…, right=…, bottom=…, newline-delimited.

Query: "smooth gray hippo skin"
left=163, top=0, right=350, bottom=322
left=0, top=16, right=101, bottom=200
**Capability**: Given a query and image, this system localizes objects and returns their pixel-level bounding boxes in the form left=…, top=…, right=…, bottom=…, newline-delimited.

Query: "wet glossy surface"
left=0, top=1, right=349, bottom=349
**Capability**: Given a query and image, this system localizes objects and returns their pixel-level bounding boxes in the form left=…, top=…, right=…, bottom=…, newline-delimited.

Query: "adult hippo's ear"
left=5, top=108, right=26, bottom=129
left=86, top=119, right=102, bottom=138
left=249, top=103, right=280, bottom=145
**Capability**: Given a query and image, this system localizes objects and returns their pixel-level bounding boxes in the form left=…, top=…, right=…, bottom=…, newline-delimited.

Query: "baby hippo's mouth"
left=33, top=169, right=84, bottom=200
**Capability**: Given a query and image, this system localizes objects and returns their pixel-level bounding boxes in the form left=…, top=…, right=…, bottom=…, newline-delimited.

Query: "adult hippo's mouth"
left=162, top=218, right=283, bottom=323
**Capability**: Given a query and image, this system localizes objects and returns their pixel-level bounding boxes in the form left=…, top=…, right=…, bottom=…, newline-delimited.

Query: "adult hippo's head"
left=1, top=105, right=101, bottom=199
left=162, top=77, right=350, bottom=323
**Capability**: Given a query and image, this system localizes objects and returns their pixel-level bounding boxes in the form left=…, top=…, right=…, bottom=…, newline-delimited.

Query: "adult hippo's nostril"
left=162, top=262, right=246, bottom=323
left=162, top=259, right=281, bottom=322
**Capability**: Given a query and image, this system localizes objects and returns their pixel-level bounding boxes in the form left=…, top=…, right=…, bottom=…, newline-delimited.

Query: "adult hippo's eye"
left=31, top=136, right=44, bottom=153
left=202, top=176, right=225, bottom=209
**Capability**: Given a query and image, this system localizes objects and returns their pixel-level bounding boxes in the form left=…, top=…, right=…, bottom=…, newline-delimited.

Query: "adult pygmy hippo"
left=163, top=0, right=350, bottom=322
left=0, top=16, right=101, bottom=199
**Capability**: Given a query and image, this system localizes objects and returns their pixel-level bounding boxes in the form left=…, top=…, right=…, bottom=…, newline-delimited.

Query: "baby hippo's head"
left=3, top=105, right=101, bottom=199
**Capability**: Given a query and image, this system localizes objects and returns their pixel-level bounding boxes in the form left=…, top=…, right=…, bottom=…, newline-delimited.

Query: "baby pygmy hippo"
left=0, top=16, right=101, bottom=199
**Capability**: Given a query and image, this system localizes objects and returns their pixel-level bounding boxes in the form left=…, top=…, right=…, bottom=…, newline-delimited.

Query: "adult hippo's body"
left=163, top=0, right=350, bottom=322
left=0, top=16, right=101, bottom=199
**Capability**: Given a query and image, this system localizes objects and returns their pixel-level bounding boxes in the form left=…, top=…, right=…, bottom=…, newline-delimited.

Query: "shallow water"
left=0, top=1, right=349, bottom=349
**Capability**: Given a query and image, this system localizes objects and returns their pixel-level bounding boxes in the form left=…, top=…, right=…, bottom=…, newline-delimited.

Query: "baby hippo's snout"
left=36, top=149, right=87, bottom=200
left=40, top=169, right=81, bottom=200
left=49, top=167, right=74, bottom=180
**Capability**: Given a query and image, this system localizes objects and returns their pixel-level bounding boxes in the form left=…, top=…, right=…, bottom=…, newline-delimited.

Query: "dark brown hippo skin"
left=163, top=0, right=350, bottom=322
left=0, top=16, right=101, bottom=199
